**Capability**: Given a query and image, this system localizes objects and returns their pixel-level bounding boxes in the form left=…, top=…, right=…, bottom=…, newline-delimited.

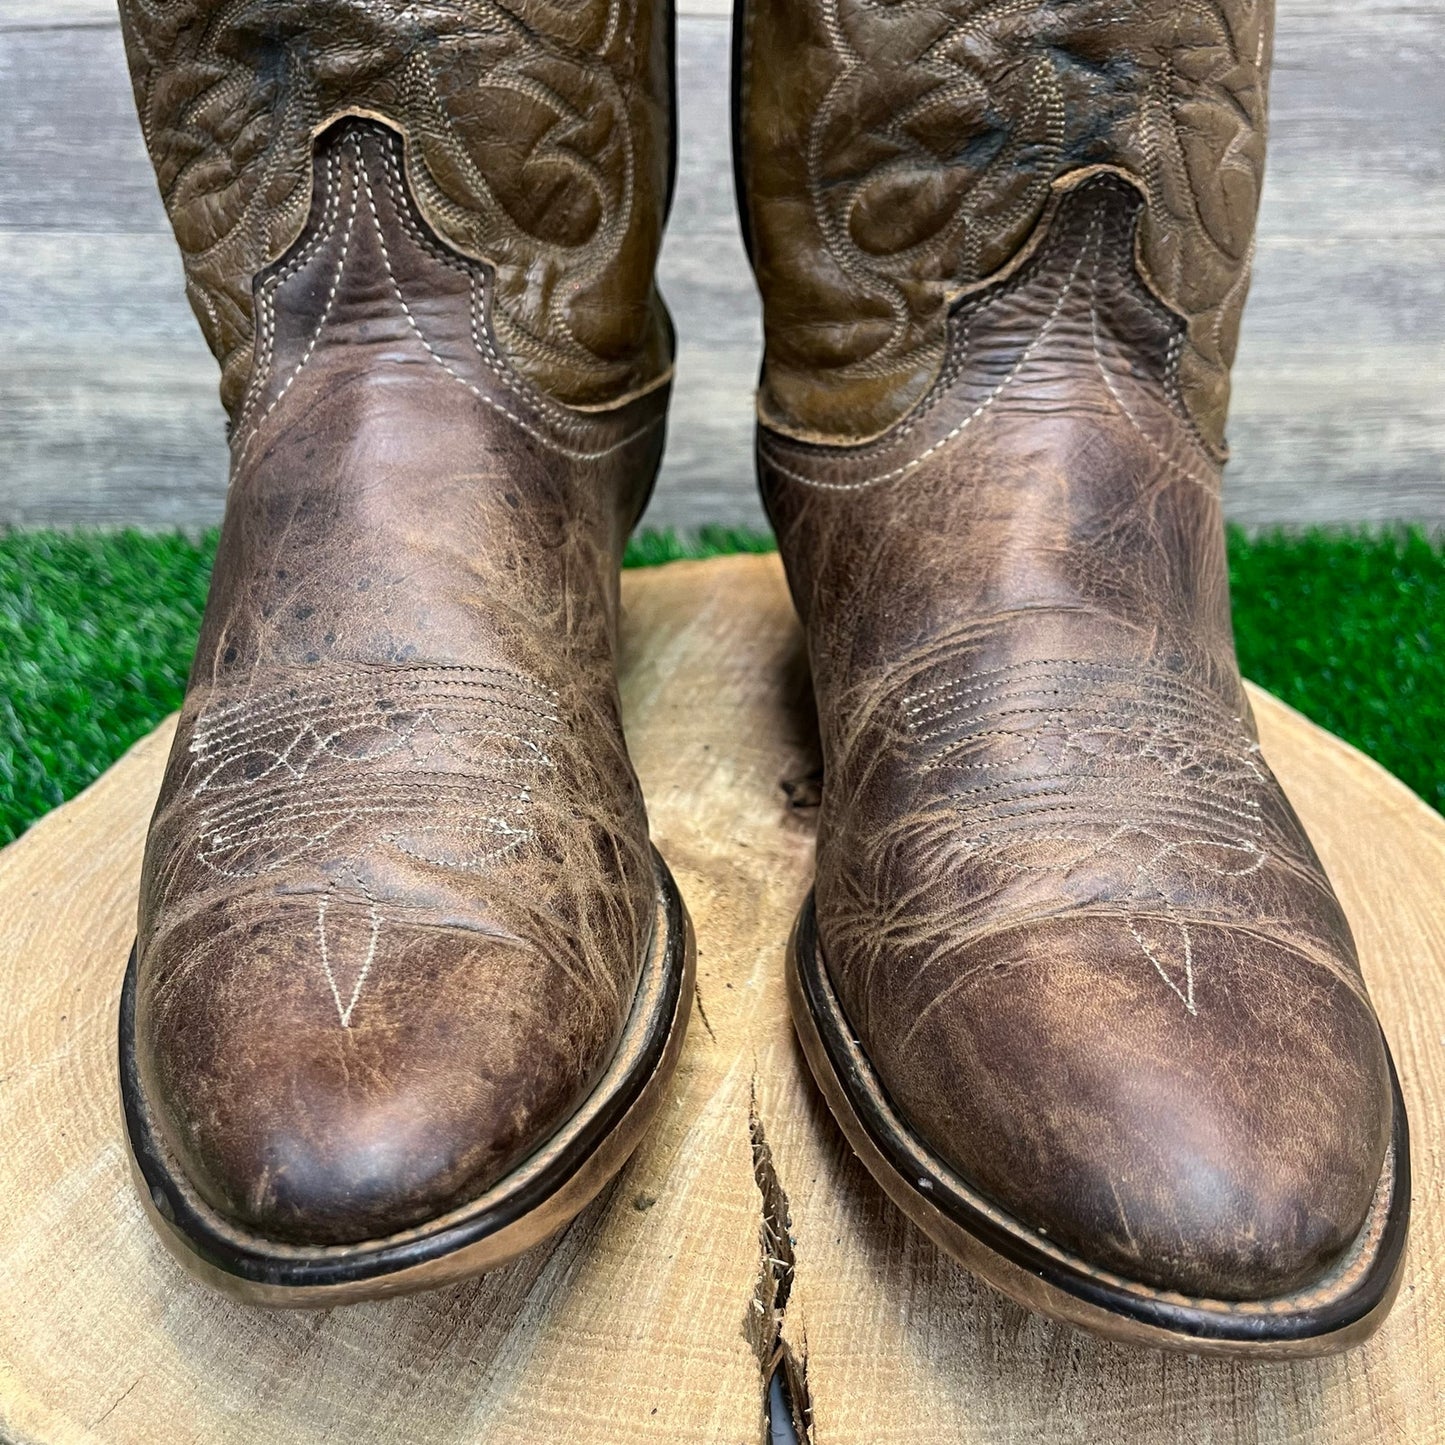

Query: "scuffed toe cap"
left=849, top=913, right=1394, bottom=1300
left=134, top=893, right=629, bottom=1246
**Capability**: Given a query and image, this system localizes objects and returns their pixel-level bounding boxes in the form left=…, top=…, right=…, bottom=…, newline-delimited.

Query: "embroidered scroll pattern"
left=903, top=657, right=1268, bottom=1014
left=786, top=0, right=1268, bottom=450
left=118, top=0, right=665, bottom=416
left=187, top=664, right=559, bottom=1025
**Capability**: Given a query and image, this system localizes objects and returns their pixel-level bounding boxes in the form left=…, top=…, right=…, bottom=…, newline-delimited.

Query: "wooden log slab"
left=1, top=554, right=1441, bottom=1443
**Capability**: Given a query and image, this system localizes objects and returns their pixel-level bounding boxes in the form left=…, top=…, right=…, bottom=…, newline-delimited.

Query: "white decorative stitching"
left=355, top=135, right=659, bottom=464
left=188, top=663, right=560, bottom=1027
left=759, top=209, right=1101, bottom=493
left=234, top=129, right=660, bottom=468
left=1085, top=216, right=1221, bottom=495
left=316, top=886, right=381, bottom=1029
left=900, top=655, right=1270, bottom=1017
left=373, top=140, right=582, bottom=434
left=233, top=144, right=359, bottom=466
left=237, top=150, right=344, bottom=433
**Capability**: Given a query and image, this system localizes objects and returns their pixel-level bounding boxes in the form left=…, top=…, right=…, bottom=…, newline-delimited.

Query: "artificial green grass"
left=0, top=530, right=215, bottom=847
left=1229, top=528, right=1443, bottom=815
left=1, top=525, right=1440, bottom=846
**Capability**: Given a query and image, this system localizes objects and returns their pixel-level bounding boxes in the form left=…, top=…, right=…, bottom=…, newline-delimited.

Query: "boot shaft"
left=119, top=0, right=676, bottom=419
left=733, top=0, right=1273, bottom=456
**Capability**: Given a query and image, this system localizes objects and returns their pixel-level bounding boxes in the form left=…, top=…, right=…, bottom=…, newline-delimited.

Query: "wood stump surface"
left=1, top=555, right=1441, bottom=1444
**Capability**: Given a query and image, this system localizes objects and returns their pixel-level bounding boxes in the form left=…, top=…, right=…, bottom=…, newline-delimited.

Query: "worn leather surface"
left=755, top=168, right=1394, bottom=1300
left=133, top=120, right=667, bottom=1245
left=118, top=0, right=673, bottom=418
left=737, top=0, right=1270, bottom=455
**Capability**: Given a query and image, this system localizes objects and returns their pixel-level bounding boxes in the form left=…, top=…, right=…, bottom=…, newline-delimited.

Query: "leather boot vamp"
left=762, top=179, right=1393, bottom=1302
left=132, top=124, right=665, bottom=1248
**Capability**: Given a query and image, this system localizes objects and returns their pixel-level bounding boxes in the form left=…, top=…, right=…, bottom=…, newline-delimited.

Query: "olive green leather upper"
left=737, top=0, right=1271, bottom=454
left=119, top=0, right=674, bottom=417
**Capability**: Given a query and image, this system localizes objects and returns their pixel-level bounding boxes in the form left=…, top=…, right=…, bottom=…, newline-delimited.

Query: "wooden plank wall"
left=1, top=0, right=1442, bottom=533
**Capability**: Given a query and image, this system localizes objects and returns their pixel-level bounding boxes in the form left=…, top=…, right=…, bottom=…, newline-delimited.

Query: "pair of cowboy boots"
left=117, top=0, right=1408, bottom=1355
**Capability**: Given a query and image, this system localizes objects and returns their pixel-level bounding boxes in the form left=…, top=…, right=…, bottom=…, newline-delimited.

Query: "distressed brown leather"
left=743, top=6, right=1396, bottom=1298
left=118, top=0, right=673, bottom=418
left=737, top=0, right=1269, bottom=455
left=131, top=115, right=669, bottom=1245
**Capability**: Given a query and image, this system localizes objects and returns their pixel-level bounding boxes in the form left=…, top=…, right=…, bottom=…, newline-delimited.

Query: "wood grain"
left=0, top=554, right=1440, bottom=1443
left=0, top=6, right=1442, bottom=531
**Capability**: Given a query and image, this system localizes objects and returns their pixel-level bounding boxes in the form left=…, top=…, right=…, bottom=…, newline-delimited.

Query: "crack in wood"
left=747, top=1081, right=813, bottom=1444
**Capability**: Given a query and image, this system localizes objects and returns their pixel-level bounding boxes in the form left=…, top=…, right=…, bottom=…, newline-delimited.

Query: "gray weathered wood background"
left=1, top=0, right=1442, bottom=533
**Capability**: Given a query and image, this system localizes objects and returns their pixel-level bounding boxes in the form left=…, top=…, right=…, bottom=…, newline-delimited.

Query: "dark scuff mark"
left=780, top=767, right=823, bottom=811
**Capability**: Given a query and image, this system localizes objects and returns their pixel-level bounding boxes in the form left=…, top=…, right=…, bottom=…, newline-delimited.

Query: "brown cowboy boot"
left=116, top=1, right=692, bottom=1303
left=737, top=0, right=1408, bottom=1353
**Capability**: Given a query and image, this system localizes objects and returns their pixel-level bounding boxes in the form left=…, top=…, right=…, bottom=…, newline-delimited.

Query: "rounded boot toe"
left=135, top=893, right=626, bottom=1246
left=856, top=913, right=1394, bottom=1300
